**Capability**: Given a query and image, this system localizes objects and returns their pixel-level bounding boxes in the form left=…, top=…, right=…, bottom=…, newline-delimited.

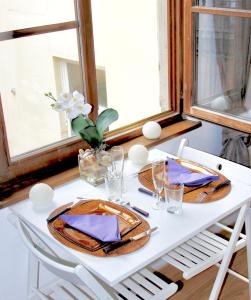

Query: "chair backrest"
left=177, top=138, right=251, bottom=186
left=16, top=217, right=113, bottom=300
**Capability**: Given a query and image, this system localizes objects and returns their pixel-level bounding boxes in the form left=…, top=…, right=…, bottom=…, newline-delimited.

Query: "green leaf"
left=79, top=126, right=102, bottom=149
left=96, top=108, right=118, bottom=138
left=71, top=115, right=94, bottom=135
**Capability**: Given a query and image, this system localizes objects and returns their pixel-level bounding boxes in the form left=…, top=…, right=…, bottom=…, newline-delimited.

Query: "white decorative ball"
left=142, top=121, right=161, bottom=139
left=29, top=183, right=54, bottom=211
left=128, top=144, right=149, bottom=165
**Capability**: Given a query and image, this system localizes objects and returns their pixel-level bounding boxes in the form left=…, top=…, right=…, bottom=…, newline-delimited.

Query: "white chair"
left=15, top=216, right=178, bottom=300
left=160, top=138, right=251, bottom=300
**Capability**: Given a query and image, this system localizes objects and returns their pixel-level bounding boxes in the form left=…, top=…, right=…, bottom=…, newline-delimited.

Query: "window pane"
left=193, top=13, right=251, bottom=121
left=0, top=0, right=75, bottom=32
left=0, top=29, right=81, bottom=157
left=193, top=0, right=251, bottom=10
left=91, top=0, right=169, bottom=128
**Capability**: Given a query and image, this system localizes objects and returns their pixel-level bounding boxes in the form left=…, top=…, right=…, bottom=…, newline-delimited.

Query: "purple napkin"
left=168, top=159, right=219, bottom=186
left=60, top=214, right=121, bottom=242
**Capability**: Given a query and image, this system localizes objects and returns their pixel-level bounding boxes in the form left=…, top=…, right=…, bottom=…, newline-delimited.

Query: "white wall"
left=0, top=121, right=222, bottom=300
left=156, top=120, right=223, bottom=156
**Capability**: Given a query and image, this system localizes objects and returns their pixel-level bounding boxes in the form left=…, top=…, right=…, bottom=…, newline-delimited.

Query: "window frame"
left=183, top=0, right=251, bottom=133
left=0, top=0, right=182, bottom=183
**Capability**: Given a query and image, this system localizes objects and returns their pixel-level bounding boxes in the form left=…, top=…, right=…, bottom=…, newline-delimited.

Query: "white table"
left=9, top=149, right=251, bottom=295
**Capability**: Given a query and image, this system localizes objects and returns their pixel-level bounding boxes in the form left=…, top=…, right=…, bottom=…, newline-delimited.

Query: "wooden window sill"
left=0, top=119, right=201, bottom=209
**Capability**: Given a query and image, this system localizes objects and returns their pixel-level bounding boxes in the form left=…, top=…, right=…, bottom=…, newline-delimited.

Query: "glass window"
left=0, top=0, right=75, bottom=32
left=91, top=0, right=170, bottom=129
left=192, top=13, right=251, bottom=121
left=0, top=29, right=81, bottom=157
left=193, top=0, right=251, bottom=10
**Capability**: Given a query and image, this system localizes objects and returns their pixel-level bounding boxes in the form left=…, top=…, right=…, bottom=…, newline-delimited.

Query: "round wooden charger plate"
left=138, top=159, right=231, bottom=204
left=48, top=199, right=150, bottom=257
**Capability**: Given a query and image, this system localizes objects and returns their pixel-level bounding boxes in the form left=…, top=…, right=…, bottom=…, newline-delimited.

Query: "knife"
left=103, top=226, right=158, bottom=254
left=138, top=187, right=165, bottom=201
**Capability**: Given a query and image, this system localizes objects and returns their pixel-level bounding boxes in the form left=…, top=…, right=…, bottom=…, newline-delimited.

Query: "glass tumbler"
left=105, top=172, right=122, bottom=202
left=165, top=183, right=184, bottom=214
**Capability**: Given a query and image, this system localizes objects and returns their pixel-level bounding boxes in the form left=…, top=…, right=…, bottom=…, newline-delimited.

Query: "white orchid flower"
left=50, top=91, right=92, bottom=119
left=72, top=90, right=85, bottom=103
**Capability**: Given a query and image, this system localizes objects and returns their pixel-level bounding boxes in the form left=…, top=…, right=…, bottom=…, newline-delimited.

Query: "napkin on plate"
left=60, top=214, right=121, bottom=242
left=168, top=158, right=219, bottom=186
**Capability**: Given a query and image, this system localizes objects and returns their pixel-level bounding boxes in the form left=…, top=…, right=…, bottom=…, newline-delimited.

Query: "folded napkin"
left=168, top=159, right=219, bottom=186
left=60, top=214, right=121, bottom=242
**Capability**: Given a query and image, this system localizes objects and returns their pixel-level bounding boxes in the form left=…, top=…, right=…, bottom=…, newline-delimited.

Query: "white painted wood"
left=179, top=146, right=251, bottom=185
left=27, top=253, right=40, bottom=299
left=186, top=239, right=216, bottom=256
left=168, top=251, right=197, bottom=268
left=245, top=208, right=251, bottom=298
left=59, top=280, right=90, bottom=300
left=163, top=219, right=247, bottom=281
left=202, top=230, right=229, bottom=246
left=215, top=263, right=249, bottom=283
left=174, top=246, right=203, bottom=264
left=180, top=243, right=209, bottom=260
left=196, top=233, right=227, bottom=251
left=177, top=138, right=188, bottom=157
left=123, top=278, right=153, bottom=299
left=9, top=149, right=251, bottom=289
left=18, top=216, right=178, bottom=300
left=114, top=283, right=139, bottom=300
left=209, top=204, right=249, bottom=300
left=52, top=284, right=73, bottom=300
left=132, top=273, right=160, bottom=294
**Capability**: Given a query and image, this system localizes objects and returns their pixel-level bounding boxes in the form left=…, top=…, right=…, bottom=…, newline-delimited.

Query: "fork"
left=196, top=179, right=231, bottom=203
left=113, top=199, right=149, bottom=217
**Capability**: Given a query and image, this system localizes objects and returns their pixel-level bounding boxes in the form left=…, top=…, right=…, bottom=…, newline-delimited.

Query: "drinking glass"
left=165, top=183, right=184, bottom=214
left=152, top=159, right=166, bottom=210
left=111, top=146, right=124, bottom=177
left=105, top=171, right=122, bottom=202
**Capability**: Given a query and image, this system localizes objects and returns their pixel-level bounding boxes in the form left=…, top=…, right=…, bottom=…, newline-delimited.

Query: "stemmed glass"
left=152, top=159, right=166, bottom=210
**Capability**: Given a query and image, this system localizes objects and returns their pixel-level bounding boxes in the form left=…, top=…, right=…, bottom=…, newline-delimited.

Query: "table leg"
left=245, top=207, right=251, bottom=299
left=209, top=204, right=249, bottom=300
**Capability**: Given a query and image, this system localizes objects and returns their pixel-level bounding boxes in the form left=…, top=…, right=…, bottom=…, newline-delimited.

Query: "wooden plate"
left=138, top=159, right=231, bottom=203
left=48, top=199, right=150, bottom=256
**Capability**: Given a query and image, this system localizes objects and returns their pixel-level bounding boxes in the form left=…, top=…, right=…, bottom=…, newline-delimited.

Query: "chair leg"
left=209, top=204, right=249, bottom=300
left=27, top=253, right=40, bottom=299
left=245, top=208, right=251, bottom=300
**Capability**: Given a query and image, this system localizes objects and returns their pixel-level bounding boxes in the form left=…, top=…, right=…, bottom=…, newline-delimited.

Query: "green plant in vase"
left=45, top=90, right=118, bottom=185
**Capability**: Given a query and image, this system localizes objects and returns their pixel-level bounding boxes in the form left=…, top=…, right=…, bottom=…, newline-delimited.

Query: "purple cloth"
left=168, top=159, right=219, bottom=186
left=60, top=214, right=121, bottom=242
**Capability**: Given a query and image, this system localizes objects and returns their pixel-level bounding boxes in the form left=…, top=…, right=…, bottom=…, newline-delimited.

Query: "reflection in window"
left=193, top=13, right=251, bottom=121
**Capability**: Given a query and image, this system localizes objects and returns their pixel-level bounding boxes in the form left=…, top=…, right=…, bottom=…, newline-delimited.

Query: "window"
left=184, top=0, right=251, bottom=133
left=0, top=0, right=181, bottom=184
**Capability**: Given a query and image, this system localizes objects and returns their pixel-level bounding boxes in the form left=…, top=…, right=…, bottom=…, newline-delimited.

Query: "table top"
left=9, top=149, right=251, bottom=286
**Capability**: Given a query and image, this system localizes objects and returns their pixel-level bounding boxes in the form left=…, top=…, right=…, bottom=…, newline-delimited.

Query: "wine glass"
left=152, top=159, right=165, bottom=210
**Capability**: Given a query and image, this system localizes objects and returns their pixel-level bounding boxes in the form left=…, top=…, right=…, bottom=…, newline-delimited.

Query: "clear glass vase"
left=78, top=149, right=112, bottom=186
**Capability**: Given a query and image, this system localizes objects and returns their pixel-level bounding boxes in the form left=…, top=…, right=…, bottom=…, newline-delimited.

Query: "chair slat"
left=168, top=251, right=197, bottom=268
left=197, top=233, right=227, bottom=250
left=123, top=278, right=153, bottom=299
left=162, top=254, right=190, bottom=272
left=60, top=280, right=90, bottom=300
left=186, top=239, right=216, bottom=256
left=52, top=284, right=74, bottom=300
left=192, top=236, right=222, bottom=253
left=175, top=247, right=203, bottom=264
left=114, top=283, right=139, bottom=300
left=139, top=268, right=173, bottom=289
left=202, top=230, right=229, bottom=246
left=181, top=243, right=209, bottom=260
left=132, top=273, right=160, bottom=295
